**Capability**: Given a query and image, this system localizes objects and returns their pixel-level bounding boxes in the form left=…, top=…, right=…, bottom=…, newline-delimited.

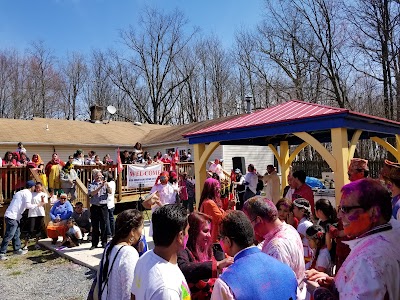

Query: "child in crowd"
left=62, top=218, right=82, bottom=248
left=276, top=198, right=299, bottom=228
left=315, top=198, right=338, bottom=263
left=306, top=224, right=333, bottom=275
left=293, top=198, right=314, bottom=269
left=48, top=188, right=58, bottom=205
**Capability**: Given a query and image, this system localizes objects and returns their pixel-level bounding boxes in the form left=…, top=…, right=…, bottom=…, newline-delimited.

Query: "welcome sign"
left=127, top=164, right=163, bottom=188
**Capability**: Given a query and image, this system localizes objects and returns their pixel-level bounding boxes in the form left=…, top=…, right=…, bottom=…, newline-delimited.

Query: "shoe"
left=90, top=246, right=96, bottom=250
left=51, top=238, right=58, bottom=245
left=22, top=245, right=28, bottom=250
left=13, top=249, right=28, bottom=255
left=0, top=254, right=8, bottom=261
left=87, top=235, right=92, bottom=242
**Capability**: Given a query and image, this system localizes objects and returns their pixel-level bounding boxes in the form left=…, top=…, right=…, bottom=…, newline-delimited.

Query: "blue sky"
left=0, top=0, right=264, bottom=58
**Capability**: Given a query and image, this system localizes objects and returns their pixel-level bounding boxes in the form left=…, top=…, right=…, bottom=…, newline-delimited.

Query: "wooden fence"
left=291, top=159, right=385, bottom=178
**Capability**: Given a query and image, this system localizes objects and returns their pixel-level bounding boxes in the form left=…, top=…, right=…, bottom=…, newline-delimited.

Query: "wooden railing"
left=0, top=162, right=196, bottom=206
left=0, top=166, right=30, bottom=204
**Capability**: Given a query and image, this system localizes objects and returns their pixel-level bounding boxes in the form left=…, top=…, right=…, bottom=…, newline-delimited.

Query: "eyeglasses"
left=338, top=205, right=364, bottom=214
left=60, top=197, right=67, bottom=200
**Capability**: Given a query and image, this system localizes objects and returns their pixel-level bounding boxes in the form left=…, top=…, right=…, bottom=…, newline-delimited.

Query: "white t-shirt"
left=107, top=181, right=116, bottom=209
left=67, top=225, right=83, bottom=240
left=150, top=183, right=177, bottom=207
left=148, top=183, right=177, bottom=236
left=131, top=250, right=190, bottom=300
left=101, top=245, right=139, bottom=300
left=297, top=217, right=314, bottom=270
left=5, top=189, right=35, bottom=221
left=28, top=191, right=48, bottom=217
left=316, top=248, right=332, bottom=275
left=244, top=172, right=258, bottom=194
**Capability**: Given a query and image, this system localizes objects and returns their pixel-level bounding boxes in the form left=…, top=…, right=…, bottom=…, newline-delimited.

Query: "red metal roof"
left=186, top=100, right=347, bottom=136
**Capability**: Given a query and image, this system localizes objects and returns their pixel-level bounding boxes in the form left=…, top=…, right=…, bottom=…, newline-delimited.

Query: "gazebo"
left=184, top=100, right=400, bottom=207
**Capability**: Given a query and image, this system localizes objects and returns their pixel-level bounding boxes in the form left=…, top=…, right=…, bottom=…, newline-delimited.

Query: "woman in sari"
left=199, top=178, right=235, bottom=244
left=45, top=153, right=65, bottom=193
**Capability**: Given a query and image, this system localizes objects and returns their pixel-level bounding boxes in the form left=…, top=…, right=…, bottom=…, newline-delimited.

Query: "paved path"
left=38, top=220, right=153, bottom=271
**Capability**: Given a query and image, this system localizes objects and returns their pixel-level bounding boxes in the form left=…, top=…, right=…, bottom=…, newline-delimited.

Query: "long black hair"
left=315, top=198, right=337, bottom=223
left=101, top=209, right=143, bottom=284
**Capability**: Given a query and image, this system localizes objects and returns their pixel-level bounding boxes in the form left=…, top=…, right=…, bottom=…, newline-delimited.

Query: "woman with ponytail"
left=98, top=209, right=144, bottom=300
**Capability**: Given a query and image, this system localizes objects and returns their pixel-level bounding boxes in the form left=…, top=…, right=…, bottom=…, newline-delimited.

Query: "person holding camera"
left=142, top=171, right=178, bottom=236
left=88, top=170, right=112, bottom=250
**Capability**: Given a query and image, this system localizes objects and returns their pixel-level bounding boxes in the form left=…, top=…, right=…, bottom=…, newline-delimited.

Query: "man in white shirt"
left=131, top=204, right=190, bottom=299
left=306, top=178, right=400, bottom=300
left=243, top=196, right=306, bottom=299
left=209, top=159, right=225, bottom=181
left=243, top=164, right=258, bottom=201
left=263, top=165, right=280, bottom=204
left=0, top=180, right=45, bottom=260
left=143, top=171, right=178, bottom=236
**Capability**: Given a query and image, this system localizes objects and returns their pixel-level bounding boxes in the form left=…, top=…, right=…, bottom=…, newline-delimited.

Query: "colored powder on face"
left=344, top=211, right=372, bottom=236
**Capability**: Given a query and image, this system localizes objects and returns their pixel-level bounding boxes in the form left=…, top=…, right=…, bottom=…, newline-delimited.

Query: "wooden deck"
left=0, top=162, right=195, bottom=236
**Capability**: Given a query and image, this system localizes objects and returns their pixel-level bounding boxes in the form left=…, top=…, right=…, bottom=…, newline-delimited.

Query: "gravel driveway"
left=0, top=244, right=95, bottom=300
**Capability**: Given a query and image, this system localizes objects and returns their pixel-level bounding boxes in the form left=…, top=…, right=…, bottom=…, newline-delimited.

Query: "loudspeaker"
left=232, top=157, right=246, bottom=174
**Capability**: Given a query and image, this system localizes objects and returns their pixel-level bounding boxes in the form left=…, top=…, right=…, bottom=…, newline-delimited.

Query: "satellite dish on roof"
left=107, top=105, right=117, bottom=115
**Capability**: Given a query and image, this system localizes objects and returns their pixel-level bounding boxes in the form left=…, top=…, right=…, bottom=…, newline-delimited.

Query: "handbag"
left=87, top=246, right=125, bottom=300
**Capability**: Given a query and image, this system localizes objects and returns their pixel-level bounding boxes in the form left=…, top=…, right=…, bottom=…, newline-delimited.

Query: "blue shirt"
left=88, top=181, right=108, bottom=205
left=50, top=200, right=73, bottom=221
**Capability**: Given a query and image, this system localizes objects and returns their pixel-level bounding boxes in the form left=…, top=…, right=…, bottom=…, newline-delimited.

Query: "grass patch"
left=9, top=270, right=22, bottom=276
left=4, top=258, right=19, bottom=269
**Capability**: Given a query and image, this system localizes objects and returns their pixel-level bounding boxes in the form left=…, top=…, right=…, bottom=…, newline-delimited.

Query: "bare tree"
left=116, top=8, right=197, bottom=124
left=61, top=52, right=88, bottom=120
left=346, top=0, right=400, bottom=120
left=26, top=41, right=61, bottom=118
left=261, top=0, right=352, bottom=108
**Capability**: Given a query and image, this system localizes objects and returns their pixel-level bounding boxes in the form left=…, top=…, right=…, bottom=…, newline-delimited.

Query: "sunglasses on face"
left=338, top=205, right=364, bottom=214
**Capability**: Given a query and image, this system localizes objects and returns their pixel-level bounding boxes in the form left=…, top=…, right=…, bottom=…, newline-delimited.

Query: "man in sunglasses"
left=306, top=178, right=400, bottom=300
left=333, top=158, right=370, bottom=271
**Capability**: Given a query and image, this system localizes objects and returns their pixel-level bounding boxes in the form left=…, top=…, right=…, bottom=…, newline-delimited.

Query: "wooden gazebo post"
left=193, top=142, right=220, bottom=210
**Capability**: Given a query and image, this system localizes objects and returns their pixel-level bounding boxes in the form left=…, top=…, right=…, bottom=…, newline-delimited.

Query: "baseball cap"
left=26, top=180, right=36, bottom=188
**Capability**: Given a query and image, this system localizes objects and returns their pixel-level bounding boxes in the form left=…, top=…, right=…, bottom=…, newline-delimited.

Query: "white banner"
left=127, top=164, right=163, bottom=188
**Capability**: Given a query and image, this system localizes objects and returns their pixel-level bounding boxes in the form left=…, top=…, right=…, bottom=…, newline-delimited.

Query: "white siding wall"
left=143, top=142, right=275, bottom=176
left=220, top=145, right=275, bottom=175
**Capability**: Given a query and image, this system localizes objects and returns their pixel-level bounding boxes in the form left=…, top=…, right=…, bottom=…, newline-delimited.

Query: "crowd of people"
left=90, top=157, right=399, bottom=300
left=1, top=140, right=400, bottom=299
left=120, top=144, right=192, bottom=165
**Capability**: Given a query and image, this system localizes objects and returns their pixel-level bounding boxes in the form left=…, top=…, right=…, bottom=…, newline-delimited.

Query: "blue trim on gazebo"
left=187, top=111, right=400, bottom=145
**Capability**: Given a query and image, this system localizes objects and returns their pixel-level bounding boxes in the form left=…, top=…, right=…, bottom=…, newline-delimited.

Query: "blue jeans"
left=0, top=217, right=21, bottom=254
left=106, top=207, right=115, bottom=237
